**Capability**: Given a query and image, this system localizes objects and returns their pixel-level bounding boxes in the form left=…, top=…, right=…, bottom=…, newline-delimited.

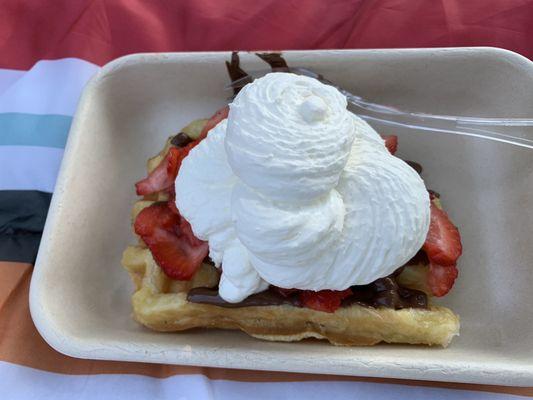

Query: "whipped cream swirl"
left=176, top=73, right=430, bottom=302
left=225, top=72, right=355, bottom=202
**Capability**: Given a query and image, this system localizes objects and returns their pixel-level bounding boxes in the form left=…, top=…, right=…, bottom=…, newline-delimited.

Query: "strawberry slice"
left=135, top=147, right=183, bottom=196
left=299, top=289, right=353, bottom=313
left=198, top=105, right=229, bottom=141
left=423, top=202, right=462, bottom=266
left=134, top=202, right=207, bottom=280
left=422, top=202, right=463, bottom=296
left=135, top=140, right=199, bottom=196
left=428, top=263, right=458, bottom=297
left=382, top=135, right=398, bottom=155
left=167, top=187, right=180, bottom=215
left=135, top=106, right=229, bottom=196
left=178, top=214, right=205, bottom=248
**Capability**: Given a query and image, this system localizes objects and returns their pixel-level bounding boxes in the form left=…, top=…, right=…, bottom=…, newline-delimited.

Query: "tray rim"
left=29, top=47, right=533, bottom=386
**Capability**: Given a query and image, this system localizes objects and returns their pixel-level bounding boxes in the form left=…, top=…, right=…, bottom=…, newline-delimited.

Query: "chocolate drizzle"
left=256, top=52, right=289, bottom=71
left=171, top=132, right=193, bottom=147
left=226, top=52, right=253, bottom=96
left=187, top=271, right=427, bottom=310
left=344, top=277, right=427, bottom=309
left=187, top=287, right=301, bottom=308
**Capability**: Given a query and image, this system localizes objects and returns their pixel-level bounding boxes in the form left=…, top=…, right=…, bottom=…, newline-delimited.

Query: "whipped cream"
left=176, top=73, right=430, bottom=302
left=225, top=73, right=355, bottom=202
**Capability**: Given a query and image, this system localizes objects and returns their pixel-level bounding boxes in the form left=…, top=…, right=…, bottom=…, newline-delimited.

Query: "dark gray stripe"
left=0, top=190, right=51, bottom=263
left=0, top=233, right=42, bottom=263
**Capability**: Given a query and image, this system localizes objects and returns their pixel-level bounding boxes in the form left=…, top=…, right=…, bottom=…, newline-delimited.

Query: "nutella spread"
left=188, top=271, right=427, bottom=310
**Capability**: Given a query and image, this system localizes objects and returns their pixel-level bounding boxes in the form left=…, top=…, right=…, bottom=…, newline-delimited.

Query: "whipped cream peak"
left=225, top=72, right=355, bottom=203
left=176, top=72, right=430, bottom=302
left=298, top=95, right=328, bottom=122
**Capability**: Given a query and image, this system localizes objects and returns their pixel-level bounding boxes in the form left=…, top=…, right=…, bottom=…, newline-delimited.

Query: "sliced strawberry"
left=134, top=203, right=207, bottom=280
left=178, top=215, right=205, bottom=247
left=198, top=105, right=229, bottom=141
left=135, top=106, right=229, bottom=196
left=134, top=201, right=179, bottom=236
left=135, top=141, right=198, bottom=196
left=135, top=147, right=183, bottom=196
left=167, top=188, right=180, bottom=215
left=166, top=147, right=181, bottom=178
left=428, top=263, right=458, bottom=297
left=423, top=202, right=463, bottom=266
left=299, top=289, right=353, bottom=313
left=382, top=135, right=398, bottom=155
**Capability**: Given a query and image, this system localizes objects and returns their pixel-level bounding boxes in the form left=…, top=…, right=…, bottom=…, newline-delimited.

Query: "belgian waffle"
left=122, top=123, right=460, bottom=347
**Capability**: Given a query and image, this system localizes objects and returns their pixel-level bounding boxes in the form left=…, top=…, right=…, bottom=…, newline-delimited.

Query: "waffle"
left=122, top=123, right=460, bottom=347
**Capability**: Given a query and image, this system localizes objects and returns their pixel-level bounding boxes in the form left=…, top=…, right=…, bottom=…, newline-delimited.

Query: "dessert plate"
left=29, top=48, right=533, bottom=385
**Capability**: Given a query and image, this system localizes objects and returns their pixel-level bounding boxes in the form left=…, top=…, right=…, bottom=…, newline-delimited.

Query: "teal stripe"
left=0, top=113, right=72, bottom=149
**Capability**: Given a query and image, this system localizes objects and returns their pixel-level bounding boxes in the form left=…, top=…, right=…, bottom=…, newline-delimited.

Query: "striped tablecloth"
left=1, top=1, right=532, bottom=398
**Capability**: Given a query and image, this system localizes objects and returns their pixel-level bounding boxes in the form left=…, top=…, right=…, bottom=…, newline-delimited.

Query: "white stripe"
left=0, top=146, right=63, bottom=192
left=0, top=58, right=99, bottom=116
left=0, top=362, right=524, bottom=400
left=0, top=68, right=25, bottom=95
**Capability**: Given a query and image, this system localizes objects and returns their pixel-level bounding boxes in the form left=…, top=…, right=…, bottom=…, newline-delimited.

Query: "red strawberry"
left=167, top=188, right=180, bottom=215
left=178, top=215, right=205, bottom=248
left=423, top=202, right=463, bottom=266
left=134, top=202, right=178, bottom=236
left=135, top=147, right=184, bottom=196
left=428, top=263, right=458, bottom=297
left=135, top=140, right=199, bottom=196
left=299, top=289, right=353, bottom=313
left=135, top=106, right=229, bottom=196
left=382, top=135, right=398, bottom=155
left=134, top=203, right=207, bottom=280
left=198, top=105, right=230, bottom=141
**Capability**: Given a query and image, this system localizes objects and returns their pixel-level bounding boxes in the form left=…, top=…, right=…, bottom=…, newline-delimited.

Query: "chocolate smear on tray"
left=226, top=52, right=253, bottom=96
left=171, top=132, right=193, bottom=147
left=256, top=52, right=289, bottom=71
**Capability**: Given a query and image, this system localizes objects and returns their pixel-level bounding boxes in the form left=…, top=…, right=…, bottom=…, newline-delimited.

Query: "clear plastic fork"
left=225, top=67, right=533, bottom=149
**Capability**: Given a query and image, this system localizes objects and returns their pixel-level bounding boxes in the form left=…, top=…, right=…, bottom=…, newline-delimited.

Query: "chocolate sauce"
left=202, top=256, right=215, bottom=266
left=188, top=273, right=427, bottom=310
left=187, top=287, right=301, bottom=308
left=171, top=132, right=193, bottom=147
left=344, top=277, right=427, bottom=309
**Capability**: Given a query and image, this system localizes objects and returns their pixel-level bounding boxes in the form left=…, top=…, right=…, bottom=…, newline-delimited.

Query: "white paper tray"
left=30, top=48, right=533, bottom=386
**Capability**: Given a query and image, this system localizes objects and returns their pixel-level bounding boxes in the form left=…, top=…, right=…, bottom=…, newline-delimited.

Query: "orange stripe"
left=0, top=261, right=531, bottom=396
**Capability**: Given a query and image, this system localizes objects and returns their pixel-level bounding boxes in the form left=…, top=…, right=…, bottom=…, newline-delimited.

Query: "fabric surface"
left=0, top=0, right=532, bottom=398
